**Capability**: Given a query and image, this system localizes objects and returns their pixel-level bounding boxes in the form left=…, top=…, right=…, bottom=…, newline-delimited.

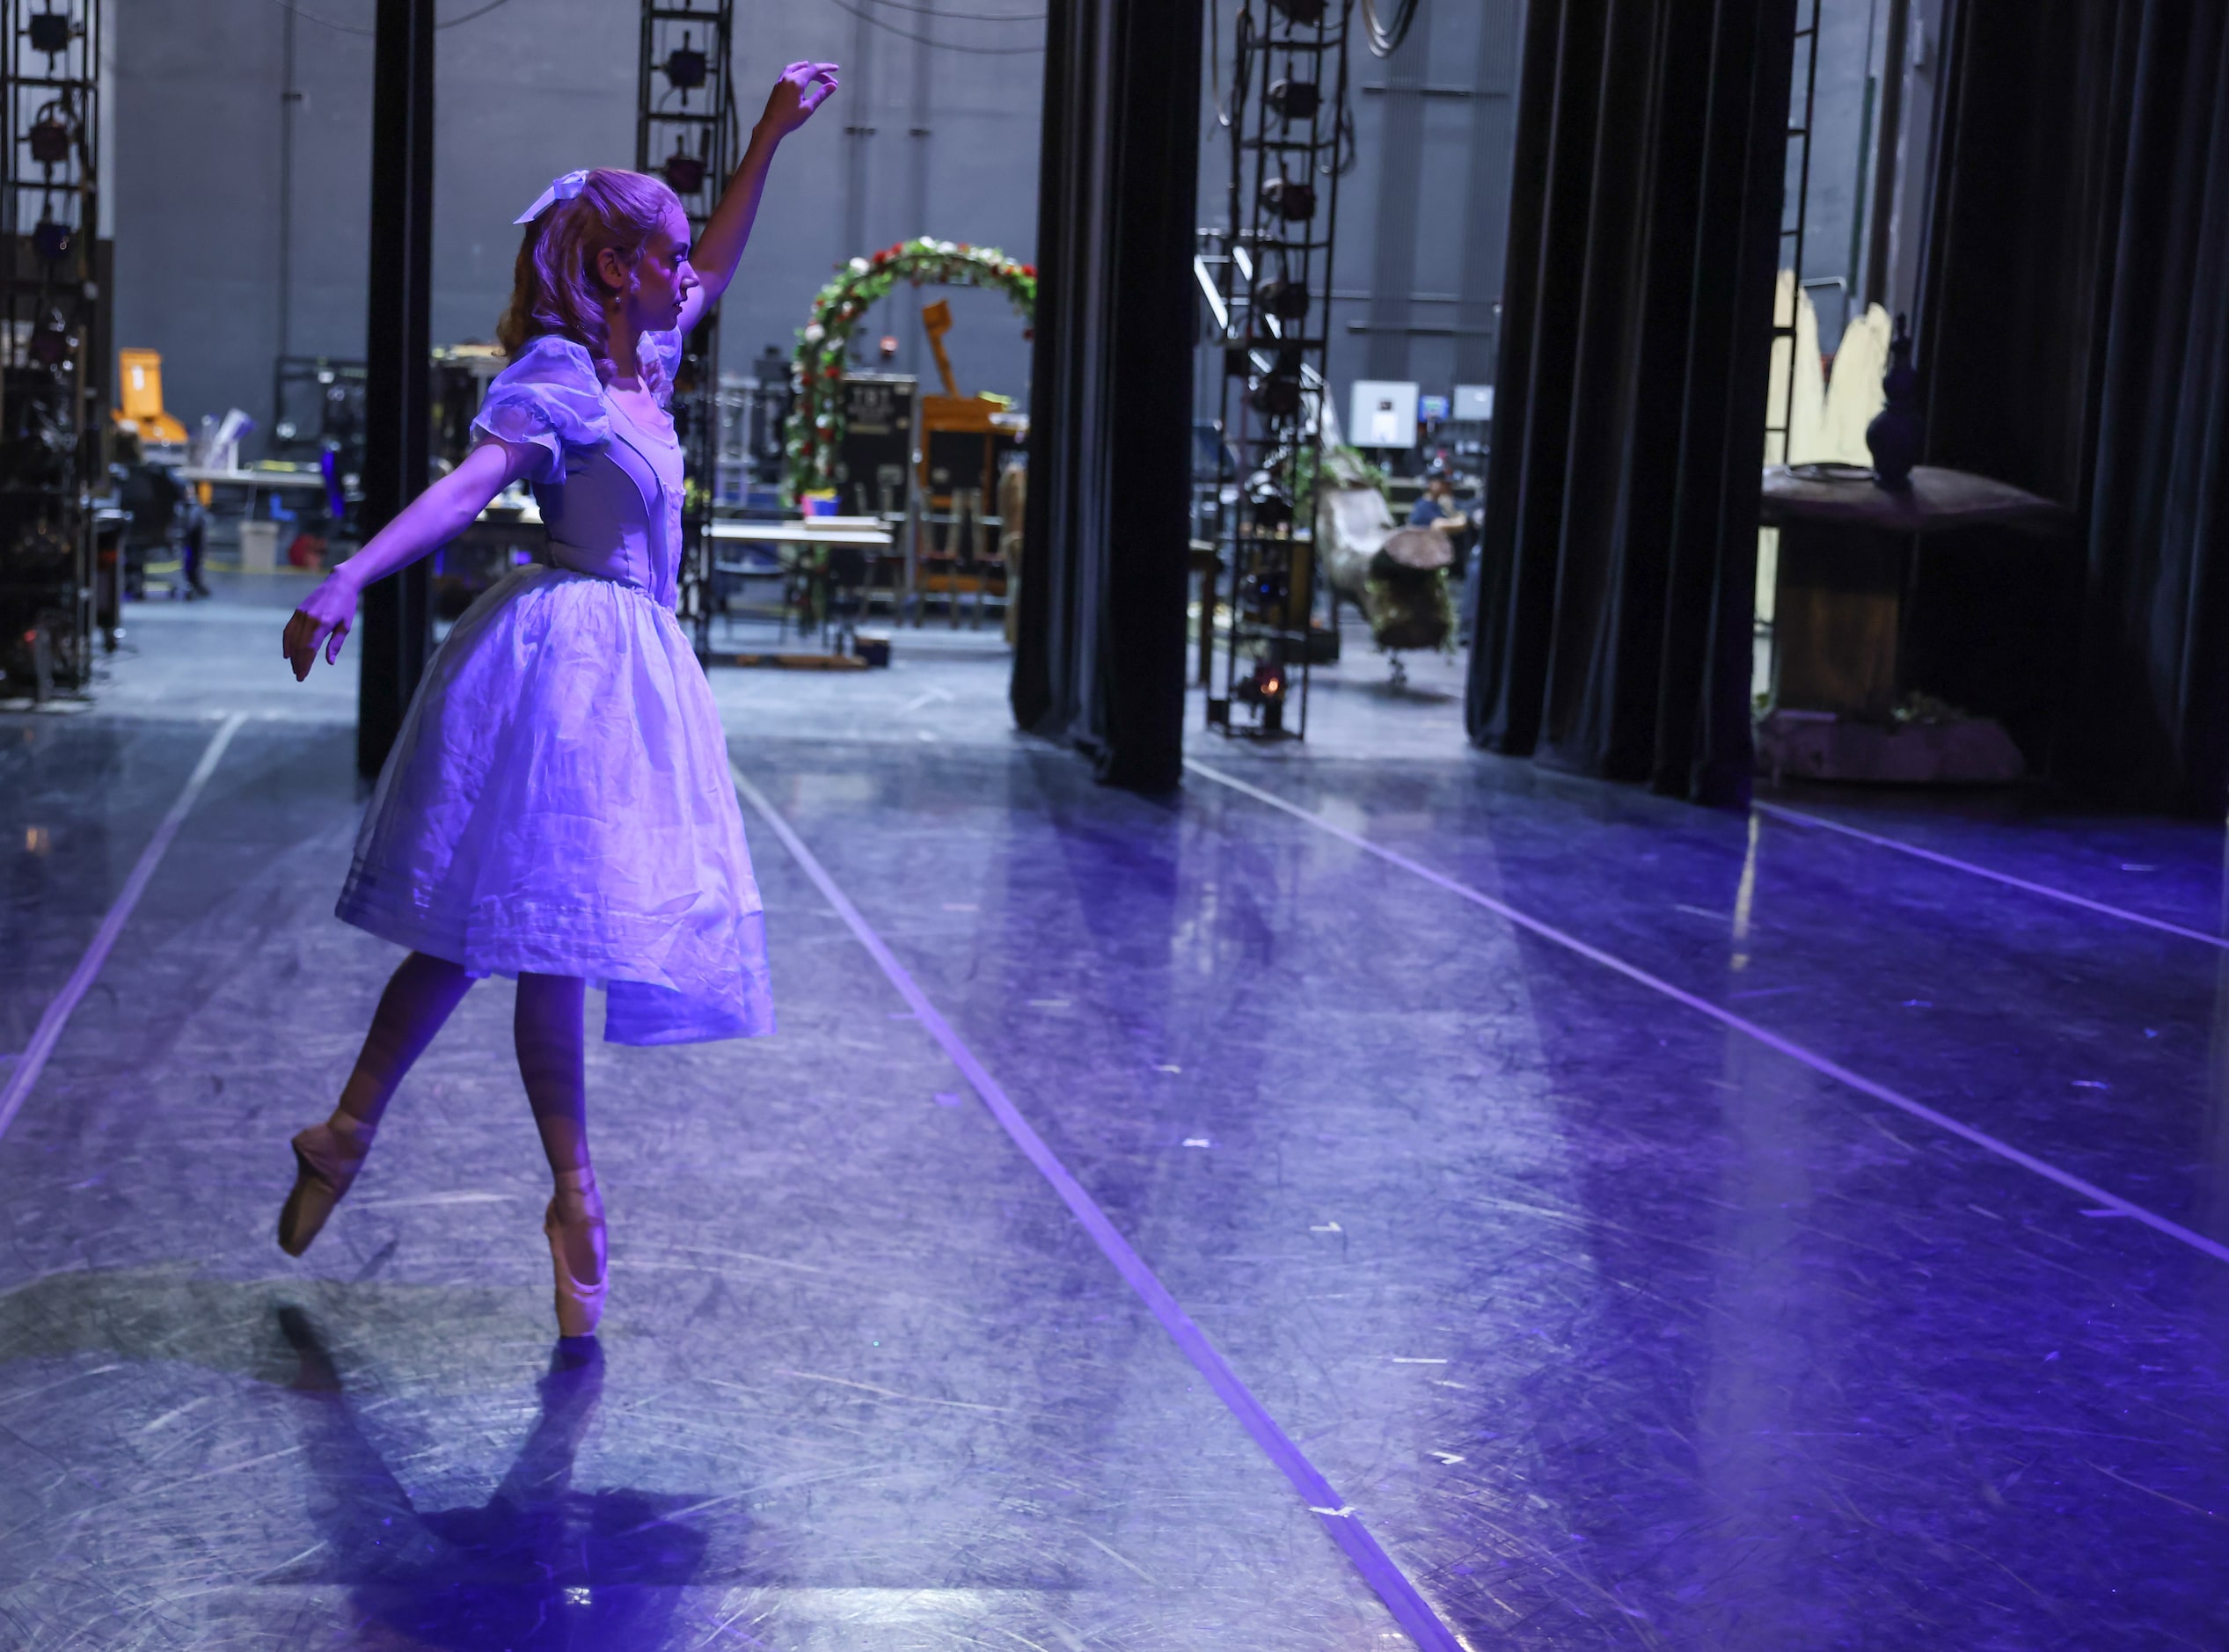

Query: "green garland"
left=783, top=237, right=1036, bottom=505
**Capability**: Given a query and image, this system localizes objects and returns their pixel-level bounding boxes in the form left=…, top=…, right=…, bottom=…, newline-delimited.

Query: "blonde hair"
left=496, top=168, right=683, bottom=381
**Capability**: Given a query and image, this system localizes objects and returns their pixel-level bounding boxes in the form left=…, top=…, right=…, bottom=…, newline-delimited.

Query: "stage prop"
left=781, top=238, right=1033, bottom=505
left=1315, top=454, right=1455, bottom=685
left=778, top=242, right=1032, bottom=632
left=1755, top=462, right=2071, bottom=784
left=0, top=0, right=106, bottom=702
left=1196, top=0, right=1356, bottom=742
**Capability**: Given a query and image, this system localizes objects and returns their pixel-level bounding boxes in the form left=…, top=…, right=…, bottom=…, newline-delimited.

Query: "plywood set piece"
left=920, top=298, right=961, bottom=398
left=1759, top=464, right=2069, bottom=534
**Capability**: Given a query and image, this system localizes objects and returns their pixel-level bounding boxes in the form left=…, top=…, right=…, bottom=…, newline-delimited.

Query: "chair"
left=821, top=540, right=870, bottom=654
left=118, top=461, right=191, bottom=597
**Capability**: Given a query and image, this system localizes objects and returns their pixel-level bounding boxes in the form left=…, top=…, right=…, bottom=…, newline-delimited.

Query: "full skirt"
left=338, top=567, right=773, bottom=1045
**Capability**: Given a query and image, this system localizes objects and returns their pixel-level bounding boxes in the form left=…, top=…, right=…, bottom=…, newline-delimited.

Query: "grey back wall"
left=113, top=0, right=1049, bottom=457
left=113, top=3, right=1894, bottom=471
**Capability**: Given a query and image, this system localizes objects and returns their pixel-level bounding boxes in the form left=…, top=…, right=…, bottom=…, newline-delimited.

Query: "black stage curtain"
left=1926, top=4, right=2229, bottom=813
left=1010, top=0, right=1202, bottom=793
left=355, top=0, right=435, bottom=779
left=1465, top=0, right=1794, bottom=807
left=2086, top=7, right=2229, bottom=811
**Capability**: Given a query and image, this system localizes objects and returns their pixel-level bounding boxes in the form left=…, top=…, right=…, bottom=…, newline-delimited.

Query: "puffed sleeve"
left=471, top=335, right=609, bottom=485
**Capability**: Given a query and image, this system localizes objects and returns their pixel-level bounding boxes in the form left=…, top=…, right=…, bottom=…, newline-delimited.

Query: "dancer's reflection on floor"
left=279, top=1306, right=720, bottom=1650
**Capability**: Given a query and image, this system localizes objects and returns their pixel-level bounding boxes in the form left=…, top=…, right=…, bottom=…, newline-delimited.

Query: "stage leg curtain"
left=1010, top=0, right=1202, bottom=793
left=2068, top=8, right=2229, bottom=813
left=1465, top=0, right=1794, bottom=806
left=1921, top=2, right=2229, bottom=814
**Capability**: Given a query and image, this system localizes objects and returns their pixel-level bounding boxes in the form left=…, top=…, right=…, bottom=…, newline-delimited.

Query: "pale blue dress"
left=337, top=332, right=773, bottom=1045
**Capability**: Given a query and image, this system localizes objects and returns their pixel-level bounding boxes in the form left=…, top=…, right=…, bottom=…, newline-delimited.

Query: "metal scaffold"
left=636, top=0, right=737, bottom=656
left=1201, top=0, right=1354, bottom=742
left=0, top=0, right=101, bottom=700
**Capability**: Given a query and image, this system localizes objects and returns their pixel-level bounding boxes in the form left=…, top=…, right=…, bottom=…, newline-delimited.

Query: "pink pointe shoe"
left=543, top=1170, right=608, bottom=1338
left=277, top=1118, right=376, bottom=1257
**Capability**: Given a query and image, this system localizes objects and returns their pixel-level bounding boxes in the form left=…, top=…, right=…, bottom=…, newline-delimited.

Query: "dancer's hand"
left=279, top=445, right=521, bottom=680
left=758, top=62, right=838, bottom=138
left=284, top=567, right=362, bottom=681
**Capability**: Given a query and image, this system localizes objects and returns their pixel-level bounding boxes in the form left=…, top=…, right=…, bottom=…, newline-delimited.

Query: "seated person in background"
left=1409, top=467, right=1470, bottom=543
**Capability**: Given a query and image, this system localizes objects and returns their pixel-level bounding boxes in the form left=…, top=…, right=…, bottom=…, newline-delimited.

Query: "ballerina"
left=274, top=61, right=839, bottom=1338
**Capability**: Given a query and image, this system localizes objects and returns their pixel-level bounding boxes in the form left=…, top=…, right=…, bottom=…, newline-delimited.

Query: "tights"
left=332, top=954, right=600, bottom=1261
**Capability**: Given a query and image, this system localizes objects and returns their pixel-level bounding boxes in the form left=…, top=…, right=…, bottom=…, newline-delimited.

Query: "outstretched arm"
left=677, top=61, right=839, bottom=334
left=282, top=438, right=537, bottom=680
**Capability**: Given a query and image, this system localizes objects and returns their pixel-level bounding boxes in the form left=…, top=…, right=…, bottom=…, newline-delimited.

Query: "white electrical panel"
left=1452, top=383, right=1495, bottom=421
left=1348, top=380, right=1420, bottom=450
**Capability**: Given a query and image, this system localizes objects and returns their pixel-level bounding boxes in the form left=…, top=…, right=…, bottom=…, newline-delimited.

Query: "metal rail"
left=1766, top=0, right=1823, bottom=466
left=0, top=0, right=102, bottom=700
left=1202, top=0, right=1356, bottom=742
left=636, top=0, right=738, bottom=656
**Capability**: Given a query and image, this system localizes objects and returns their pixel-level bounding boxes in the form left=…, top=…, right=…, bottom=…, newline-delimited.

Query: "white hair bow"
left=514, top=169, right=589, bottom=225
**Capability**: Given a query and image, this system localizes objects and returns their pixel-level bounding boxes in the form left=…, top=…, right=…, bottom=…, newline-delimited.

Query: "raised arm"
left=283, top=438, right=537, bottom=680
left=677, top=61, right=839, bottom=334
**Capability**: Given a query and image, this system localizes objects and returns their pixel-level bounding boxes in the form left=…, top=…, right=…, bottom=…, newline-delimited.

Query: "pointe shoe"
left=543, top=1176, right=608, bottom=1339
left=277, top=1118, right=375, bottom=1258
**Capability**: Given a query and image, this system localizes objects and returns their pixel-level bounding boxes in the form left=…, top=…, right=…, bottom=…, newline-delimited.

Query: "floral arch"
left=783, top=237, right=1036, bottom=503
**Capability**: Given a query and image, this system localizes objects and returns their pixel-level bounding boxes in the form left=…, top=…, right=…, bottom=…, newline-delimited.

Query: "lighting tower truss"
left=1203, top=0, right=1352, bottom=741
left=0, top=0, right=100, bottom=698
left=636, top=0, right=736, bottom=655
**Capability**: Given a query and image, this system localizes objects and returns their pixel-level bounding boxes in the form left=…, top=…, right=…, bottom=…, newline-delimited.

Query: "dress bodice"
left=469, top=333, right=688, bottom=610
left=535, top=394, right=686, bottom=610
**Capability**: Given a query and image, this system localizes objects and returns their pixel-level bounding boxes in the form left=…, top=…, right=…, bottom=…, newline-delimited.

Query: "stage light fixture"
left=1247, top=572, right=1289, bottom=609
left=26, top=320, right=69, bottom=367
left=1266, top=80, right=1320, bottom=121
left=661, top=146, right=706, bottom=194
left=26, top=115, right=69, bottom=165
left=1249, top=373, right=1303, bottom=418
left=663, top=37, right=708, bottom=93
left=1268, top=0, right=1326, bottom=25
left=1256, top=278, right=1310, bottom=320
left=31, top=219, right=69, bottom=262
left=1248, top=489, right=1293, bottom=530
left=1262, top=178, right=1316, bottom=221
left=27, top=12, right=69, bottom=55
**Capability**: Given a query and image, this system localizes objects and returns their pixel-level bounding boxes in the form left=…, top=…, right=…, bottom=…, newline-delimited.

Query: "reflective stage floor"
left=4, top=588, right=2227, bottom=1648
